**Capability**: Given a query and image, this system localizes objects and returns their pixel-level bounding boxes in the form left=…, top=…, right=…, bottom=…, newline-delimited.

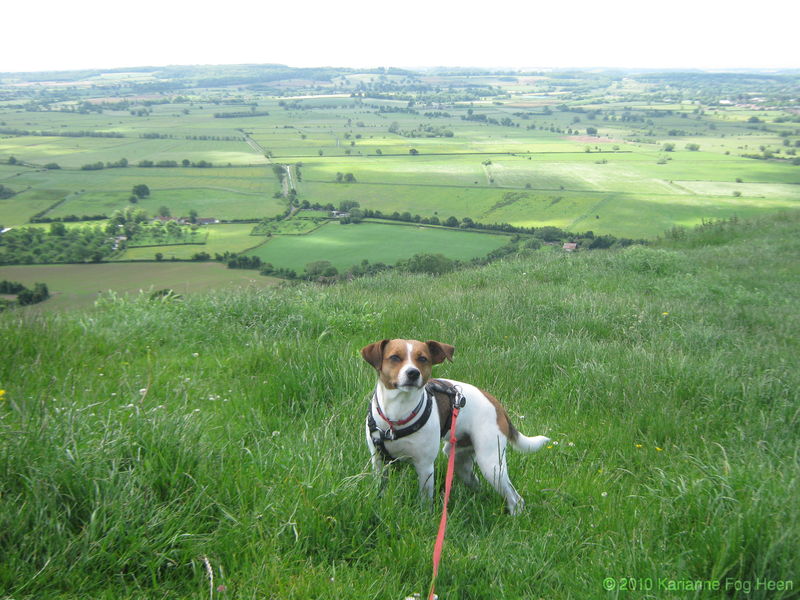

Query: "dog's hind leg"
left=444, top=442, right=480, bottom=490
left=474, top=436, right=525, bottom=515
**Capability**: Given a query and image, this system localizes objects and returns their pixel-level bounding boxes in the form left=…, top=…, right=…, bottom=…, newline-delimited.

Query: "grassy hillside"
left=1, top=212, right=798, bottom=599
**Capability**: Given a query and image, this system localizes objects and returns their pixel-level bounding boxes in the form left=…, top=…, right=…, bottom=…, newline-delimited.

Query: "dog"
left=361, top=338, right=549, bottom=515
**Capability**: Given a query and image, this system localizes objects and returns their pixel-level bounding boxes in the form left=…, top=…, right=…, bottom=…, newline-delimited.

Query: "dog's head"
left=361, top=339, right=454, bottom=391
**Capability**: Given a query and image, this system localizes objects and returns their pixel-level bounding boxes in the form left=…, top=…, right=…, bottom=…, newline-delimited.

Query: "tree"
left=166, top=220, right=181, bottom=237
left=349, top=208, right=364, bottom=224
left=158, top=206, right=171, bottom=217
left=188, top=209, right=198, bottom=224
left=339, top=200, right=360, bottom=212
left=344, top=173, right=356, bottom=183
left=305, top=260, right=338, bottom=278
left=132, top=184, right=150, bottom=198
left=17, top=282, right=49, bottom=306
left=398, top=253, right=455, bottom=275
left=155, top=252, right=164, bottom=261
left=49, top=222, right=66, bottom=236
left=409, top=148, right=419, bottom=155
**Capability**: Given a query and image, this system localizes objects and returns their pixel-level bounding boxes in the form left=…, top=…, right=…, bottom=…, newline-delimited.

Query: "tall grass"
left=1, top=212, right=798, bottom=599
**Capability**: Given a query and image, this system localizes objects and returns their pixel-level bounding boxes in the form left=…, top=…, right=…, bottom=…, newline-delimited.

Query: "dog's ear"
left=426, top=340, right=455, bottom=365
left=361, top=339, right=390, bottom=370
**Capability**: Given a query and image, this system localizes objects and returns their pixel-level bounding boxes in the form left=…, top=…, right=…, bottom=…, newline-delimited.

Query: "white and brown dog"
left=362, top=338, right=549, bottom=515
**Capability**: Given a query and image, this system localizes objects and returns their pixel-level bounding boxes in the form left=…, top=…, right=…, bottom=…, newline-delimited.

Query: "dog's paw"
left=508, top=496, right=525, bottom=516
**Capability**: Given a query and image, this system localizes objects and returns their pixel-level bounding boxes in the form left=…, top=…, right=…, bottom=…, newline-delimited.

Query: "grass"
left=0, top=261, right=279, bottom=311
left=246, top=221, right=513, bottom=271
left=1, top=211, right=798, bottom=598
left=48, top=187, right=285, bottom=221
left=7, top=166, right=280, bottom=197
left=118, top=224, right=265, bottom=261
left=0, top=188, right=67, bottom=227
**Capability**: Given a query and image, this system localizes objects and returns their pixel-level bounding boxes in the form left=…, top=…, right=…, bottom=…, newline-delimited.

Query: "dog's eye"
left=388, top=355, right=402, bottom=363
left=417, top=356, right=429, bottom=363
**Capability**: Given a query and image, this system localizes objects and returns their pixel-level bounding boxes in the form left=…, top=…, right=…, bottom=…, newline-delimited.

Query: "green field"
left=246, top=221, right=513, bottom=271
left=48, top=186, right=282, bottom=221
left=2, top=212, right=797, bottom=598
left=119, top=223, right=265, bottom=260
left=2, top=65, right=800, bottom=276
left=0, top=261, right=278, bottom=311
left=0, top=135, right=260, bottom=169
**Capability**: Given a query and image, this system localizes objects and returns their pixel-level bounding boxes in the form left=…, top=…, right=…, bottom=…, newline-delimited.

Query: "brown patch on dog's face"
left=426, top=340, right=455, bottom=365
left=361, top=339, right=454, bottom=390
left=361, top=339, right=389, bottom=371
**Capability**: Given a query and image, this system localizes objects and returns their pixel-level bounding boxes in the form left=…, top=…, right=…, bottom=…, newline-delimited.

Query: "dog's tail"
left=508, top=425, right=550, bottom=453
left=484, top=389, right=550, bottom=453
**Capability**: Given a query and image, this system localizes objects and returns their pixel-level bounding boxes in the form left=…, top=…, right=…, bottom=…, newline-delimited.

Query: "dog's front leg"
left=371, top=452, right=389, bottom=497
left=366, top=425, right=389, bottom=497
left=414, top=461, right=435, bottom=505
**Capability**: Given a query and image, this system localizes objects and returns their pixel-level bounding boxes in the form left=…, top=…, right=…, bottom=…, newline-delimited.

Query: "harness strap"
left=366, top=381, right=465, bottom=464
left=375, top=392, right=426, bottom=429
left=366, top=408, right=395, bottom=463
left=427, top=378, right=466, bottom=438
left=367, top=389, right=433, bottom=463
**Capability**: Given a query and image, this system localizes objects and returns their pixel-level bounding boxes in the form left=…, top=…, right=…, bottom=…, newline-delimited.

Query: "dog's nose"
left=406, top=368, right=420, bottom=381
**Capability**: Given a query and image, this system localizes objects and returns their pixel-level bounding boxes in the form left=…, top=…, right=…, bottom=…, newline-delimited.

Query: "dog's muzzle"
left=398, top=367, right=422, bottom=388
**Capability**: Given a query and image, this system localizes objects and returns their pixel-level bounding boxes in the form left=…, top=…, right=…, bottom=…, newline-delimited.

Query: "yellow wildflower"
left=635, top=444, right=643, bottom=448
left=655, top=447, right=664, bottom=452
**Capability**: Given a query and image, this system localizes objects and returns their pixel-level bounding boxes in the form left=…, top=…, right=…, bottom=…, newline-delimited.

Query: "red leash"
left=428, top=403, right=461, bottom=600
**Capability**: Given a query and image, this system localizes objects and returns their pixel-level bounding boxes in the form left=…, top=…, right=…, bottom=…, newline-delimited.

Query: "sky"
left=2, top=0, right=799, bottom=73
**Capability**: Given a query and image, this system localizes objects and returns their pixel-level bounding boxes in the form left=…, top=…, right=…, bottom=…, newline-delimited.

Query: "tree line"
left=79, top=159, right=214, bottom=170
left=0, top=224, right=116, bottom=265
left=214, top=111, right=270, bottom=118
left=0, top=127, right=124, bottom=138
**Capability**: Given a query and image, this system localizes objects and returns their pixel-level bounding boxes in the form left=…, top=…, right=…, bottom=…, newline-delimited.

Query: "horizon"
left=2, top=62, right=799, bottom=77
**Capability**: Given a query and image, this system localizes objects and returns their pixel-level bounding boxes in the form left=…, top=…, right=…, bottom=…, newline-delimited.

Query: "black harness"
left=367, top=379, right=465, bottom=463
